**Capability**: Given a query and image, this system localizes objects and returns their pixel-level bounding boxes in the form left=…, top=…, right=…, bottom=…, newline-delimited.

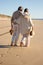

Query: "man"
left=10, top=6, right=23, bottom=46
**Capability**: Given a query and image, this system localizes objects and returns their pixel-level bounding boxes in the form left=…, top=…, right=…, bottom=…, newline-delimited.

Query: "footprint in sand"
left=0, top=58, right=3, bottom=64
left=0, top=54, right=1, bottom=57
left=0, top=54, right=4, bottom=57
left=16, top=54, right=20, bottom=58
left=6, top=48, right=12, bottom=54
left=0, top=61, right=3, bottom=64
left=0, top=54, right=5, bottom=58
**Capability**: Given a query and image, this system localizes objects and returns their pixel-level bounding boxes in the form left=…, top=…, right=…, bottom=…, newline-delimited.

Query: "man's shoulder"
left=13, top=10, right=23, bottom=16
left=13, top=10, right=18, bottom=15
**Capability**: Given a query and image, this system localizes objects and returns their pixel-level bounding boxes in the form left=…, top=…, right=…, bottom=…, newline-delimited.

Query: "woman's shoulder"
left=24, top=14, right=30, bottom=20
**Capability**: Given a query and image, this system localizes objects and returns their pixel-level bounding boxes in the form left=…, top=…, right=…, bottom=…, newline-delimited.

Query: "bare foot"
left=20, top=42, right=24, bottom=47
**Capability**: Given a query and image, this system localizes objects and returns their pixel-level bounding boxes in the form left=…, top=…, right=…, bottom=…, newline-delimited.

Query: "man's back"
left=11, top=10, right=22, bottom=23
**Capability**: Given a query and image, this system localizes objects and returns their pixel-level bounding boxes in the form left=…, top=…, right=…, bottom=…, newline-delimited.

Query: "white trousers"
left=21, top=34, right=30, bottom=47
left=11, top=24, right=19, bottom=45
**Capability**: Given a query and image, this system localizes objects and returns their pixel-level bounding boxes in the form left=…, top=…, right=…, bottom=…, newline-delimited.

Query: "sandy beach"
left=0, top=16, right=43, bottom=65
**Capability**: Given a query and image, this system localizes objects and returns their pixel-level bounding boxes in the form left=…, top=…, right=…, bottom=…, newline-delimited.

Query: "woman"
left=20, top=8, right=34, bottom=47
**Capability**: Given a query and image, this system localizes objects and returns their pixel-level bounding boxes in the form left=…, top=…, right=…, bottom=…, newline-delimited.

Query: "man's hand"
left=9, top=29, right=13, bottom=35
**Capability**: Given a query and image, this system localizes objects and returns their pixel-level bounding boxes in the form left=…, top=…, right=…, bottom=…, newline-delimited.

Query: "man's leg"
left=14, top=31, right=19, bottom=46
left=14, top=25, right=19, bottom=46
left=11, top=35, right=14, bottom=46
left=11, top=33, right=16, bottom=46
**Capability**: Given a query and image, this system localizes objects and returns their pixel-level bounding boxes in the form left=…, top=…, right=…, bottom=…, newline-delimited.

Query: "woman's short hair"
left=24, top=8, right=28, bottom=12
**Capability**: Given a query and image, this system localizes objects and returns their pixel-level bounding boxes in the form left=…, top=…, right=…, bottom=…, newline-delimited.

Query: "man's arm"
left=11, top=14, right=14, bottom=29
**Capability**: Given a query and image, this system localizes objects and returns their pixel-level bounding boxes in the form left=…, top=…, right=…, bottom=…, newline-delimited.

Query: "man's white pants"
left=11, top=24, right=19, bottom=45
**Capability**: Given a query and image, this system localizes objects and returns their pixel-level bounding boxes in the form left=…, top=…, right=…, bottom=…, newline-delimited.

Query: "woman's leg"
left=20, top=34, right=27, bottom=47
left=26, top=35, right=30, bottom=47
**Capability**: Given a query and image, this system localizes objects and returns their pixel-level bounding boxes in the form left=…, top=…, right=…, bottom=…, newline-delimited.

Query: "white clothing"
left=11, top=24, right=19, bottom=45
left=21, top=12, right=33, bottom=47
left=21, top=34, right=30, bottom=47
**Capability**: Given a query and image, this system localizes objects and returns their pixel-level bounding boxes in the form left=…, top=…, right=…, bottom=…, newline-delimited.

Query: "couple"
left=10, top=6, right=34, bottom=47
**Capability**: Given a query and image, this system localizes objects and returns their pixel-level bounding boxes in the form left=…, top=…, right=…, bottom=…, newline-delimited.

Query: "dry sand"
left=0, top=17, right=43, bottom=65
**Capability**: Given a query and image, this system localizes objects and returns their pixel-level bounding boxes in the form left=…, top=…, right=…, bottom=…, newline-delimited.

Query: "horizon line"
left=0, top=14, right=43, bottom=20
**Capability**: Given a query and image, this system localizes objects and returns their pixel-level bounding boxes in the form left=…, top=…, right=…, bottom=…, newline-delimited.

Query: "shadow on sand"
left=0, top=45, right=11, bottom=48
